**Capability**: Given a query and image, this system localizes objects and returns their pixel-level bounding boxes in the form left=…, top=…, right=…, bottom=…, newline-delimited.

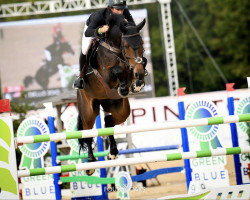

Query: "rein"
left=100, top=32, right=144, bottom=70
left=121, top=33, right=144, bottom=69
left=100, top=41, right=121, bottom=54
left=99, top=36, right=130, bottom=69
left=99, top=31, right=143, bottom=69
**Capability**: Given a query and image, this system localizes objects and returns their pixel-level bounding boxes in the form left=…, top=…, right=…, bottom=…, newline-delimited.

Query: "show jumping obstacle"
left=18, top=146, right=250, bottom=178
left=16, top=113, right=250, bottom=144
left=2, top=102, right=249, bottom=199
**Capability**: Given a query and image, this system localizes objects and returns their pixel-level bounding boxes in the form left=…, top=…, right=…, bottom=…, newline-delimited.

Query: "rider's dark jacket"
left=85, top=8, right=136, bottom=37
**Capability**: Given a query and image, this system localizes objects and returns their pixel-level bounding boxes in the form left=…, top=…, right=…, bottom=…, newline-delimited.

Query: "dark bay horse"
left=77, top=14, right=146, bottom=175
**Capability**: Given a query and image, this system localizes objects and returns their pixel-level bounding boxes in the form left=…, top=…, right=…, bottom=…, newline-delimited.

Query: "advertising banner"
left=186, top=100, right=230, bottom=189
left=17, top=117, right=55, bottom=200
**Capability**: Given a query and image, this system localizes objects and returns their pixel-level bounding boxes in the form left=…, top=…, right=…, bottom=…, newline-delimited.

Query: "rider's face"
left=111, top=7, right=124, bottom=15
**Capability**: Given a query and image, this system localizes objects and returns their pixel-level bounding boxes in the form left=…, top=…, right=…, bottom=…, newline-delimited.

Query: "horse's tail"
left=23, top=76, right=33, bottom=88
left=77, top=114, right=91, bottom=154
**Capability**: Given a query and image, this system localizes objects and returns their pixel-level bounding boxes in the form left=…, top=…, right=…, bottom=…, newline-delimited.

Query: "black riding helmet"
left=108, top=0, right=127, bottom=9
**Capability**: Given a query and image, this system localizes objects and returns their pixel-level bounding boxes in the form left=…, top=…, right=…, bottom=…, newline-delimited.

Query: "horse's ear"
left=120, top=21, right=128, bottom=33
left=136, top=18, right=146, bottom=31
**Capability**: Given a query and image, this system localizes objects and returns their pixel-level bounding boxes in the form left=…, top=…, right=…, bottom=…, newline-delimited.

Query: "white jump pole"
left=16, top=114, right=250, bottom=144
left=18, top=146, right=250, bottom=177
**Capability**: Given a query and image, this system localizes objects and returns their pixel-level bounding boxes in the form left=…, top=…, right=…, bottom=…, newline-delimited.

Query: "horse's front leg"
left=85, top=137, right=96, bottom=162
left=110, top=65, right=129, bottom=97
left=85, top=137, right=96, bottom=176
left=105, top=115, right=118, bottom=160
left=77, top=115, right=96, bottom=176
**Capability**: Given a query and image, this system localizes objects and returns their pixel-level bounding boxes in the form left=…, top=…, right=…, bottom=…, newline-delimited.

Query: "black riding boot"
left=143, top=57, right=148, bottom=76
left=73, top=53, right=86, bottom=90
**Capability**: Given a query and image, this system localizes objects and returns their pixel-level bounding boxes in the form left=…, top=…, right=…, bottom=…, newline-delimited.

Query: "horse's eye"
left=125, top=45, right=129, bottom=49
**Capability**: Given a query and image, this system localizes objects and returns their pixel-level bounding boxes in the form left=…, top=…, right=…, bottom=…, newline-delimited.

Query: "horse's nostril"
left=135, top=72, right=139, bottom=78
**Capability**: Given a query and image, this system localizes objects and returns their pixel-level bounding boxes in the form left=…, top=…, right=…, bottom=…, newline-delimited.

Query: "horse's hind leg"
left=77, top=115, right=96, bottom=175
left=105, top=115, right=118, bottom=160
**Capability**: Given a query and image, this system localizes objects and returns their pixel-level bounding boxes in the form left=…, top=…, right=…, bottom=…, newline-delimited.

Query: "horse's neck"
left=105, top=39, right=120, bottom=50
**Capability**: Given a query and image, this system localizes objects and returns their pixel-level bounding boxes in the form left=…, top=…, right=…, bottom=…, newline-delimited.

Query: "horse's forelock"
left=124, top=36, right=142, bottom=49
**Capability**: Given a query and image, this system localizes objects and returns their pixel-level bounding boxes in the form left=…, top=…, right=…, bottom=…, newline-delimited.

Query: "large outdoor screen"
left=0, top=9, right=154, bottom=103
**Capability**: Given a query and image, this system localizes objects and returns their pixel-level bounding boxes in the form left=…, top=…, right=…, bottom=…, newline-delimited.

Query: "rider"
left=73, top=0, right=148, bottom=89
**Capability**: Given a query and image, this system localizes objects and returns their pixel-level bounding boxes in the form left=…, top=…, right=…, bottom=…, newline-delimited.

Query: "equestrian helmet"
left=108, top=0, right=126, bottom=9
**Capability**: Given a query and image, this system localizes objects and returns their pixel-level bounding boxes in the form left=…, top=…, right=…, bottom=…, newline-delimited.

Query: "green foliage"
left=10, top=91, right=37, bottom=134
left=146, top=3, right=169, bottom=96
left=205, top=0, right=250, bottom=85
left=173, top=0, right=250, bottom=93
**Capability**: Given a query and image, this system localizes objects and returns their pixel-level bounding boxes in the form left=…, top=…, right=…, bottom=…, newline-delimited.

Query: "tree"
left=11, top=91, right=37, bottom=133
left=205, top=0, right=250, bottom=88
left=172, top=0, right=250, bottom=93
left=10, top=92, right=37, bottom=165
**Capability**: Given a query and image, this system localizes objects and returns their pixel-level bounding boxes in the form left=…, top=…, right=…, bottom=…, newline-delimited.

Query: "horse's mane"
left=107, top=13, right=125, bottom=27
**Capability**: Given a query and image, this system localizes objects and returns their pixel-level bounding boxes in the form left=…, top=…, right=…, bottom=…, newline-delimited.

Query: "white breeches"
left=81, top=25, right=93, bottom=55
left=44, top=49, right=52, bottom=61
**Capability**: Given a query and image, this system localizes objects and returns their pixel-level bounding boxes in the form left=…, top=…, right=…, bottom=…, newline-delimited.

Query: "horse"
left=77, top=14, right=146, bottom=176
left=23, top=41, right=75, bottom=89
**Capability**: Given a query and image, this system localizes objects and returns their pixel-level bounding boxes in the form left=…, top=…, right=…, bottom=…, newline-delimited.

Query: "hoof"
left=72, top=77, right=84, bottom=90
left=85, top=169, right=95, bottom=176
left=118, top=87, right=129, bottom=98
left=108, top=153, right=118, bottom=160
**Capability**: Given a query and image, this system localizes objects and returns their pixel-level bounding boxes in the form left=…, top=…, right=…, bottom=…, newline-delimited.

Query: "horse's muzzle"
left=131, top=80, right=145, bottom=93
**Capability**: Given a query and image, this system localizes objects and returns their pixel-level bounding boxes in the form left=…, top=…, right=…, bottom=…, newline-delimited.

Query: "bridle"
left=98, top=12, right=145, bottom=76
left=121, top=33, right=144, bottom=71
left=100, top=32, right=144, bottom=73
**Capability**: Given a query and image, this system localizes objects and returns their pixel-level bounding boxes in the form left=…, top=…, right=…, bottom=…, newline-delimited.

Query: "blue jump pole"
left=119, top=145, right=180, bottom=154
left=178, top=101, right=192, bottom=190
left=227, top=97, right=242, bottom=185
left=95, top=115, right=108, bottom=199
left=48, top=116, right=62, bottom=200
